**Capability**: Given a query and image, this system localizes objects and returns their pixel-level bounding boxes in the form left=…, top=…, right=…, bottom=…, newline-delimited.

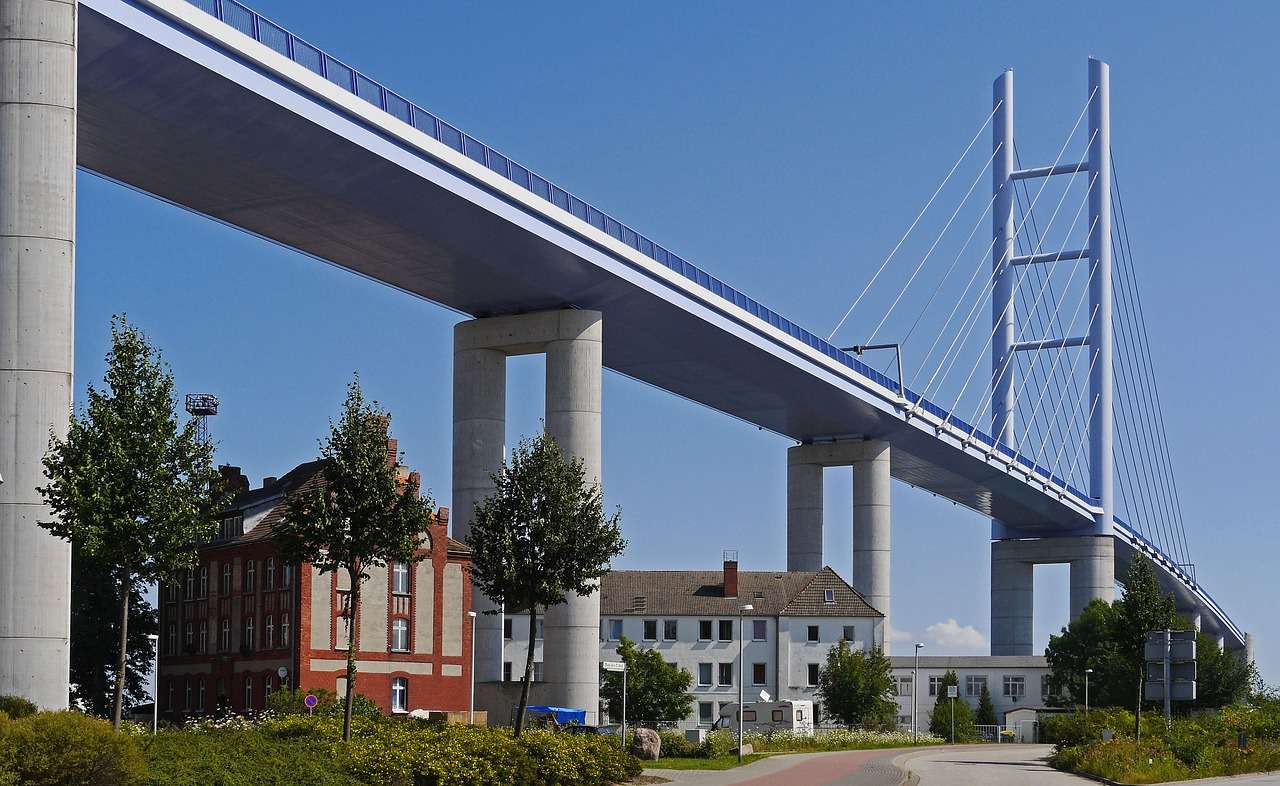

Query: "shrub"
left=0, top=697, right=36, bottom=720
left=142, top=720, right=362, bottom=786
left=656, top=729, right=700, bottom=757
left=0, top=711, right=146, bottom=786
left=265, top=688, right=381, bottom=720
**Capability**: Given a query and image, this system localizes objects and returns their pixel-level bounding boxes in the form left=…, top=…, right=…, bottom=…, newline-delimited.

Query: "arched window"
left=184, top=678, right=191, bottom=710
left=199, top=566, right=209, bottom=598
left=265, top=615, right=274, bottom=649
left=221, top=563, right=232, bottom=595
left=282, top=563, right=293, bottom=588
left=391, top=677, right=408, bottom=713
left=220, top=618, right=230, bottom=651
left=199, top=622, right=208, bottom=653
left=266, top=557, right=275, bottom=590
left=243, top=674, right=253, bottom=710
left=167, top=623, right=176, bottom=655
left=198, top=679, right=206, bottom=712
left=184, top=621, right=194, bottom=649
left=244, top=560, right=256, bottom=592
left=243, top=617, right=255, bottom=651
left=185, top=569, right=195, bottom=598
left=391, top=562, right=410, bottom=595
left=281, top=614, right=291, bottom=647
left=391, top=618, right=410, bottom=652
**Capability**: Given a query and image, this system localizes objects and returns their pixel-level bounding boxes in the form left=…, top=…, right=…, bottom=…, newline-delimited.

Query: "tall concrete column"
left=1068, top=536, right=1114, bottom=619
left=851, top=440, right=890, bottom=649
left=990, top=541, right=1034, bottom=656
left=452, top=310, right=603, bottom=723
left=451, top=338, right=506, bottom=683
left=786, top=451, right=822, bottom=571
left=0, top=0, right=76, bottom=709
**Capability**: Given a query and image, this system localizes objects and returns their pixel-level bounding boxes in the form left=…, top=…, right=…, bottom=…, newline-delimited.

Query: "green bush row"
left=647, top=726, right=944, bottom=760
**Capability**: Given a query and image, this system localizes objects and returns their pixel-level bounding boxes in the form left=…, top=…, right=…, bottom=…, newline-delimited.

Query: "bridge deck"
left=75, top=0, right=1243, bottom=647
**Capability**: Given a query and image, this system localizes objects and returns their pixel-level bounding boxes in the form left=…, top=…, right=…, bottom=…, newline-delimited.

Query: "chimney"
left=386, top=437, right=399, bottom=468
left=218, top=465, right=250, bottom=495
left=262, top=477, right=278, bottom=489
left=723, top=550, right=739, bottom=598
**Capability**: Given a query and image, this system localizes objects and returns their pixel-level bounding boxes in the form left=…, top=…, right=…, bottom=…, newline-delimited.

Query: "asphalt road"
left=647, top=747, right=918, bottom=786
left=897, top=744, right=1088, bottom=784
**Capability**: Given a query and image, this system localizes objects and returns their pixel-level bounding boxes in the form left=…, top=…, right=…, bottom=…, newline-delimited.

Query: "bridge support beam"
left=453, top=309, right=602, bottom=723
left=990, top=536, right=1115, bottom=656
left=0, top=0, right=76, bottom=709
left=787, top=440, right=891, bottom=650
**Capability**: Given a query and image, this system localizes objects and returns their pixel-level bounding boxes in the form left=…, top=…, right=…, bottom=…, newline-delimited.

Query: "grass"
left=643, top=754, right=773, bottom=770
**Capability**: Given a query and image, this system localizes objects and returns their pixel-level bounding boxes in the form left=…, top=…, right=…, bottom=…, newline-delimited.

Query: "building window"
left=220, top=618, right=230, bottom=651
left=643, top=620, right=658, bottom=641
left=243, top=617, right=255, bottom=651
left=281, top=563, right=293, bottom=588
left=807, top=625, right=820, bottom=643
left=166, top=679, right=173, bottom=711
left=752, top=663, right=766, bottom=685
left=807, top=663, right=820, bottom=687
left=1003, top=675, right=1025, bottom=698
left=244, top=560, right=256, bottom=592
left=718, top=620, right=733, bottom=641
left=842, top=625, right=856, bottom=642
left=391, top=618, right=410, bottom=652
left=281, top=614, right=291, bottom=647
left=824, top=589, right=835, bottom=603
left=929, top=676, right=945, bottom=697
left=197, top=679, right=205, bottom=712
left=392, top=562, right=410, bottom=595
left=896, top=675, right=912, bottom=696
left=505, top=618, right=514, bottom=639
left=198, top=623, right=208, bottom=654
left=184, top=622, right=194, bottom=649
left=534, top=618, right=543, bottom=641
left=167, top=623, right=176, bottom=655
left=533, top=662, right=544, bottom=682
left=718, top=663, right=733, bottom=686
left=752, top=620, right=767, bottom=641
left=199, top=566, right=208, bottom=598
left=184, top=678, right=191, bottom=710
left=243, top=675, right=253, bottom=710
left=221, top=564, right=232, bottom=595
left=391, top=677, right=408, bottom=713
left=503, top=662, right=513, bottom=682
left=698, top=663, right=712, bottom=686
left=606, top=619, right=622, bottom=641
left=698, top=701, right=713, bottom=725
left=266, top=557, right=275, bottom=590
left=265, top=615, right=274, bottom=649
left=663, top=620, right=678, bottom=641
left=698, top=620, right=713, bottom=641
left=966, top=675, right=987, bottom=697
left=264, top=674, right=274, bottom=701
left=1042, top=675, right=1053, bottom=700
left=166, top=583, right=177, bottom=603
left=185, top=569, right=196, bottom=599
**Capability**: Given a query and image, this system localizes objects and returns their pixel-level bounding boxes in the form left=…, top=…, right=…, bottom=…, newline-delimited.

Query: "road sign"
left=1145, top=629, right=1198, bottom=720
left=947, top=685, right=959, bottom=698
left=602, top=661, right=626, bottom=673
left=1145, top=629, right=1195, bottom=662
left=304, top=693, right=319, bottom=708
left=1147, top=661, right=1196, bottom=683
left=277, top=666, right=288, bottom=680
left=1145, top=680, right=1197, bottom=702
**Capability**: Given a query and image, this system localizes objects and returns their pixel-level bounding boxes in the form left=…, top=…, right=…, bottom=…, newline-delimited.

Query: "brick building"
left=157, top=442, right=473, bottom=719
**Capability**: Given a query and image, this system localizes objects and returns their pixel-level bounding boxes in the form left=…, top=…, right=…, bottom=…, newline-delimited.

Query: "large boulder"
left=630, top=727, right=661, bottom=760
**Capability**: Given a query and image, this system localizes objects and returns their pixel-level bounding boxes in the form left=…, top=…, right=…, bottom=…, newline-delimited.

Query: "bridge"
left=0, top=0, right=1250, bottom=716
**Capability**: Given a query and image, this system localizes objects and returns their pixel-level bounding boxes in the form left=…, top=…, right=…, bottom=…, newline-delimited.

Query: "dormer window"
left=824, top=589, right=836, bottom=603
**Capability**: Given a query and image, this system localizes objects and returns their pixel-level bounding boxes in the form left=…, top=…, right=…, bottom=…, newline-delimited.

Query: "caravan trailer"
left=715, top=700, right=814, bottom=736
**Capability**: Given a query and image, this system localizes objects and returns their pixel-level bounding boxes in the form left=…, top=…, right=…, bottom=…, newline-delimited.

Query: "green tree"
left=69, top=543, right=158, bottom=717
left=39, top=316, right=227, bottom=729
left=276, top=376, right=434, bottom=741
left=814, top=639, right=897, bottom=729
left=1116, top=554, right=1179, bottom=734
left=467, top=430, right=626, bottom=737
left=1045, top=599, right=1130, bottom=709
left=927, top=670, right=977, bottom=742
left=1193, top=632, right=1257, bottom=709
left=600, top=636, right=694, bottom=727
left=975, top=683, right=997, bottom=726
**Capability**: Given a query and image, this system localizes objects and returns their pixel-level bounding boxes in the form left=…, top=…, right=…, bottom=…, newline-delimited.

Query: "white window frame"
left=606, top=619, right=622, bottom=641
left=1003, top=674, right=1026, bottom=698
left=807, top=663, right=820, bottom=687
left=392, top=562, right=410, bottom=595
left=266, top=557, right=275, bottom=590
left=929, top=675, right=944, bottom=697
left=807, top=625, right=820, bottom=643
left=752, top=619, right=767, bottom=641
left=663, top=619, right=678, bottom=641
left=966, top=675, right=987, bottom=697
left=697, top=662, right=712, bottom=687
left=717, top=620, right=733, bottom=642
left=698, top=619, right=713, bottom=641
left=824, top=589, right=836, bottom=603
left=391, top=677, right=408, bottom=713
left=281, top=614, right=290, bottom=647
left=718, top=662, right=733, bottom=687
left=752, top=662, right=766, bottom=686
left=391, top=618, right=410, bottom=652
left=698, top=701, right=714, bottom=725
left=265, top=615, right=274, bottom=649
left=642, top=619, right=658, bottom=641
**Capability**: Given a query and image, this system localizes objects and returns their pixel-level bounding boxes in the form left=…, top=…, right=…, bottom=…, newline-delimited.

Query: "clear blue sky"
left=80, top=1, right=1278, bottom=681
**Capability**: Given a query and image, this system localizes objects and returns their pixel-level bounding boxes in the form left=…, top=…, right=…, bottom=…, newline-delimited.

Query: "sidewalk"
left=645, top=746, right=927, bottom=786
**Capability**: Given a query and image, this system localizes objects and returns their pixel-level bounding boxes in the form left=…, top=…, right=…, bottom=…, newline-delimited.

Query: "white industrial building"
left=888, top=655, right=1053, bottom=732
left=501, top=556, right=885, bottom=729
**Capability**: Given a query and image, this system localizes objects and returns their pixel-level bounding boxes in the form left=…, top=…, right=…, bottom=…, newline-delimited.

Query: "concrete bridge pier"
left=0, top=0, right=77, bottom=709
left=453, top=309, right=602, bottom=723
left=990, top=535, right=1115, bottom=656
left=786, top=439, right=891, bottom=650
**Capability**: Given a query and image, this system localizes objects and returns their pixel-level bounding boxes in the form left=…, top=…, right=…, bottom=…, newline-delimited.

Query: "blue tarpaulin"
left=526, top=705, right=586, bottom=725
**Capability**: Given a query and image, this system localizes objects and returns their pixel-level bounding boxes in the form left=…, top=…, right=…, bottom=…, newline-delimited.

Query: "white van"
left=715, top=700, right=814, bottom=736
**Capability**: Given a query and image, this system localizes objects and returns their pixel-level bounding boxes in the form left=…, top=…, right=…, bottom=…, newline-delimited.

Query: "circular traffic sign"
left=304, top=693, right=319, bottom=708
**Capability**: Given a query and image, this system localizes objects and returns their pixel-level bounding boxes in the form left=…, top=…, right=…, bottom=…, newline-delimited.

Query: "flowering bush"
left=687, top=726, right=942, bottom=760
left=0, top=711, right=146, bottom=786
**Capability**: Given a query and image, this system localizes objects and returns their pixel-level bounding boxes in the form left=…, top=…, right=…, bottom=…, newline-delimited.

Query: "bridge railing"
left=181, top=0, right=1092, bottom=506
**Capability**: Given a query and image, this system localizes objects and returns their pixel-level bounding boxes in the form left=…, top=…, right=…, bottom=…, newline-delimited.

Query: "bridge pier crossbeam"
left=452, top=309, right=603, bottom=724
left=786, top=439, right=891, bottom=651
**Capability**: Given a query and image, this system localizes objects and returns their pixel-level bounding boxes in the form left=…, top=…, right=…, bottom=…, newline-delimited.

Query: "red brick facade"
left=158, top=455, right=472, bottom=719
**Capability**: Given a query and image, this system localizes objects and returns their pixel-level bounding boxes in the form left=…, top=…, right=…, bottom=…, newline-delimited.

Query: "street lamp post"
left=912, top=643, right=924, bottom=744
left=467, top=611, right=477, bottom=725
left=1084, top=668, right=1093, bottom=716
left=738, top=604, right=754, bottom=763
left=146, top=633, right=159, bottom=734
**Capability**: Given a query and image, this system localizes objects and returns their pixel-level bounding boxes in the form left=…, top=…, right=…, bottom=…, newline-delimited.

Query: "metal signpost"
left=304, top=692, right=319, bottom=717
left=947, top=684, right=958, bottom=743
left=1144, top=629, right=1196, bottom=726
left=603, top=661, right=626, bottom=746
